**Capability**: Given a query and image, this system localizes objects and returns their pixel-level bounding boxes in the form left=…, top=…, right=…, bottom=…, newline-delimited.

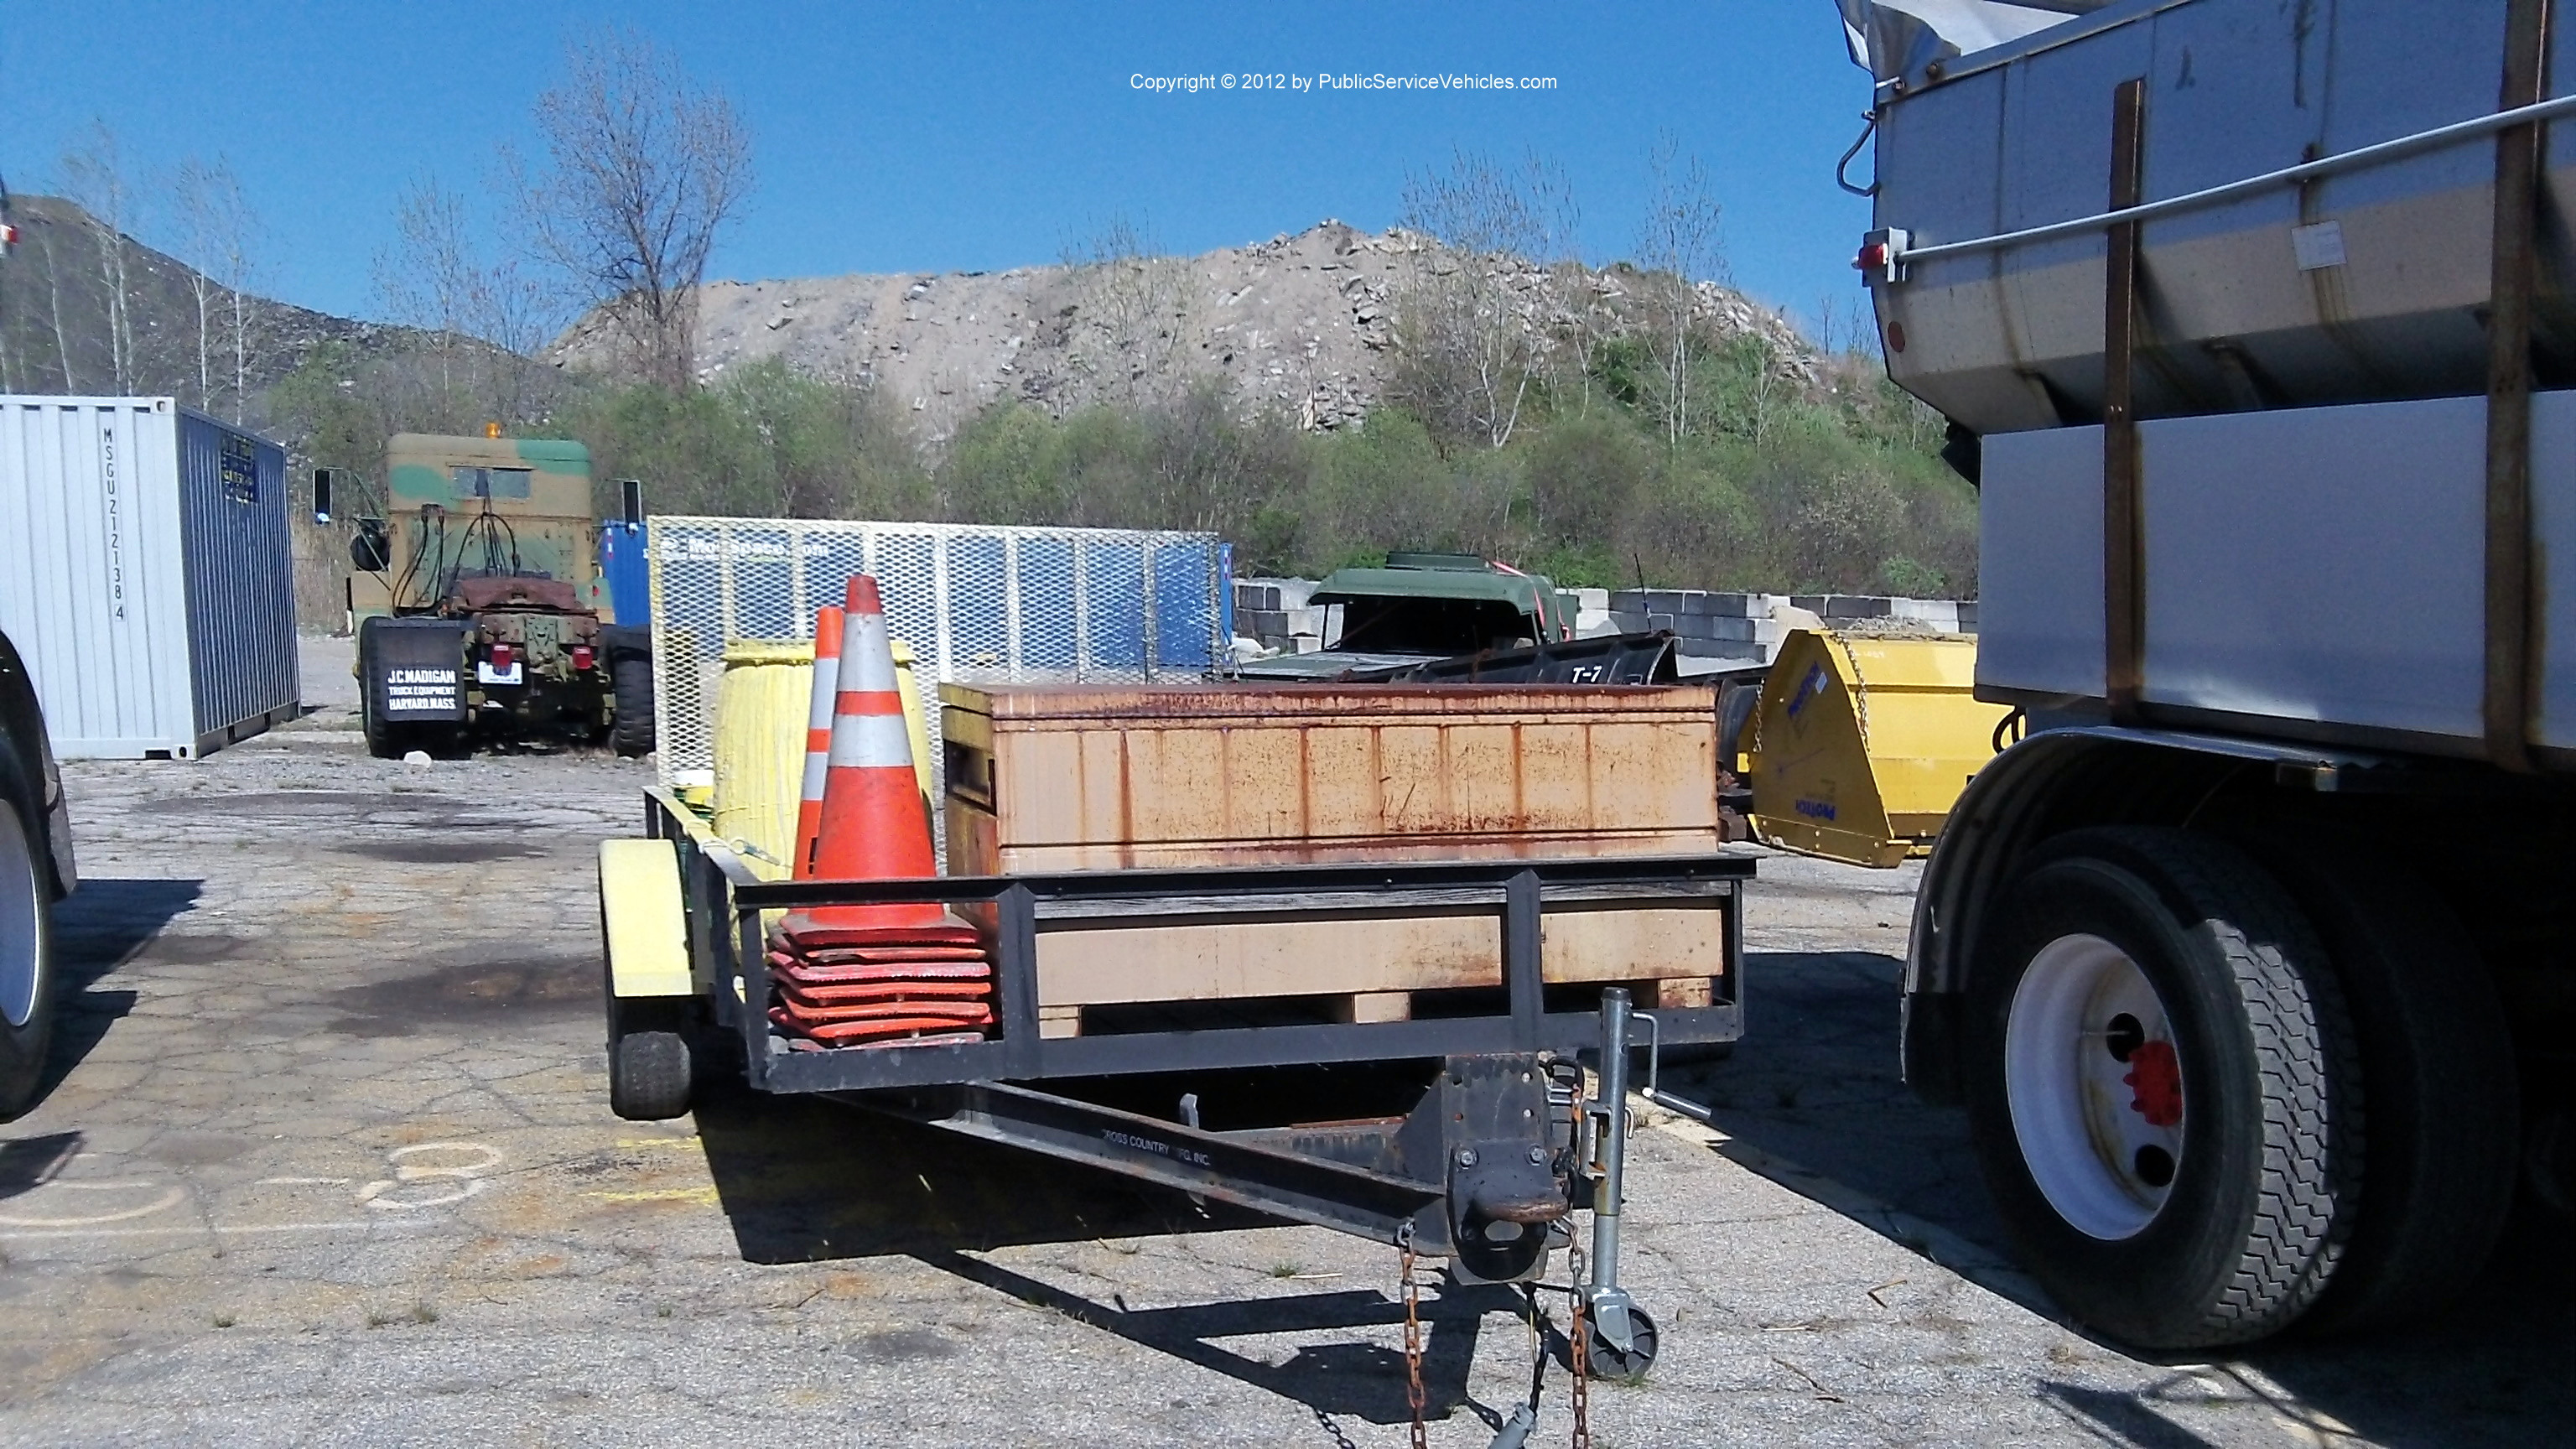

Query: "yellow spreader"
left=1747, top=628, right=2012, bottom=869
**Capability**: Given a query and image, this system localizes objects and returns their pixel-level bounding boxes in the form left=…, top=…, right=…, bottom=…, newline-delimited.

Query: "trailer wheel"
left=0, top=779, right=56, bottom=1120
left=1966, top=828, right=2357, bottom=1348
left=1579, top=1306, right=1659, bottom=1381
left=2236, top=847, right=2517, bottom=1334
left=610, top=1011, right=693, bottom=1122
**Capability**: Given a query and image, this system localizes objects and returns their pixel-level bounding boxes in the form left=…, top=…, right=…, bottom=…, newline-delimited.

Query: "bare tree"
left=517, top=30, right=752, bottom=390
left=60, top=122, right=140, bottom=392
left=167, top=158, right=269, bottom=422
left=1061, top=216, right=1194, bottom=408
left=377, top=175, right=563, bottom=428
left=1634, top=134, right=1725, bottom=447
left=35, top=223, right=78, bottom=392
left=1392, top=150, right=1576, bottom=449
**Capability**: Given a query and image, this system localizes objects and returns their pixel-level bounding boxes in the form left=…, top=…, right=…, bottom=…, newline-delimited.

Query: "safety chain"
left=1567, top=1087, right=1592, bottom=1448
left=1398, top=1220, right=1428, bottom=1449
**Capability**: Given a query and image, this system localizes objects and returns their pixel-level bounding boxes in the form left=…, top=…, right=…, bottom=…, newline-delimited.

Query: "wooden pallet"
left=1036, top=974, right=1721, bottom=1040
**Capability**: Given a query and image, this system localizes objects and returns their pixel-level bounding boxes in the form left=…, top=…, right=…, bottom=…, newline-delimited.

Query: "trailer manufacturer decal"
left=1102, top=1130, right=1211, bottom=1168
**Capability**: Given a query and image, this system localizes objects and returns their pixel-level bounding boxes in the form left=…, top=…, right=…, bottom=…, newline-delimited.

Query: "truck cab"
left=1235, top=553, right=1574, bottom=681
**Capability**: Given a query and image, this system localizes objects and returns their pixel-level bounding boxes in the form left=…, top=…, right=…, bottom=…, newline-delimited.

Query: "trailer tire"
left=610, top=1016, right=693, bottom=1121
left=0, top=763, right=56, bottom=1121
left=2234, top=846, right=2517, bottom=1334
left=1966, top=828, right=2359, bottom=1349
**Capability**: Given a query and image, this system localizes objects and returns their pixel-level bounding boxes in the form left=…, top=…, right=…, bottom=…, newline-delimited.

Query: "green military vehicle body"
left=339, top=433, right=651, bottom=757
left=1235, top=552, right=1576, bottom=681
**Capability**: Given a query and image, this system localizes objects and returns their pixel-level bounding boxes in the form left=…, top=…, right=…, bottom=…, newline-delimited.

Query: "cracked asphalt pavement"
left=1, top=642, right=2569, bottom=1445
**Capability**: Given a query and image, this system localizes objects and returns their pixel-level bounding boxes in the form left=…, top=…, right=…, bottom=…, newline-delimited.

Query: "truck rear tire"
left=2238, top=848, right=2517, bottom=1334
left=1966, top=828, right=2359, bottom=1348
left=0, top=766, right=58, bottom=1120
left=606, top=629, right=656, bottom=758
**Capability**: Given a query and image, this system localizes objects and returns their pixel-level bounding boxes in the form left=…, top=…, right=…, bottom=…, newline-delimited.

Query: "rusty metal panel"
left=943, top=682, right=1721, bottom=870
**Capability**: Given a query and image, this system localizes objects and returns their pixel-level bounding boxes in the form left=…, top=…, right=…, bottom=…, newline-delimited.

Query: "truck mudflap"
left=361, top=616, right=470, bottom=725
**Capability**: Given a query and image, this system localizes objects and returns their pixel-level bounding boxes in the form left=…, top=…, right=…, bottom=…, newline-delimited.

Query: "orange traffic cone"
left=792, top=605, right=845, bottom=879
left=782, top=575, right=974, bottom=946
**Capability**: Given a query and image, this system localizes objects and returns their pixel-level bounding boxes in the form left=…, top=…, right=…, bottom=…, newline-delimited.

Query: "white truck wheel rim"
left=0, top=800, right=40, bottom=1030
left=2005, top=932, right=2184, bottom=1240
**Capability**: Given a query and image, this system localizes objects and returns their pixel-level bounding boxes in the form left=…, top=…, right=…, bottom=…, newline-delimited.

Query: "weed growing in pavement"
left=1269, top=1261, right=1303, bottom=1279
left=413, top=1302, right=439, bottom=1324
left=212, top=1314, right=236, bottom=1328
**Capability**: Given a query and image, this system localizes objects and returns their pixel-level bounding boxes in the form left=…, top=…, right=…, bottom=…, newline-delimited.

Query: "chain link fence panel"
left=647, top=517, right=1229, bottom=855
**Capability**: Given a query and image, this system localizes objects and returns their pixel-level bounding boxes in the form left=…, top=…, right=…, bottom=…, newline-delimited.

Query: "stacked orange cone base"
left=771, top=574, right=995, bottom=1052
left=766, top=927, right=994, bottom=1050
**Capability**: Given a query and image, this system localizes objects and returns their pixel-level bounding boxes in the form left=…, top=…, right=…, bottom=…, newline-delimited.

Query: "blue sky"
left=3, top=2, right=1878, bottom=340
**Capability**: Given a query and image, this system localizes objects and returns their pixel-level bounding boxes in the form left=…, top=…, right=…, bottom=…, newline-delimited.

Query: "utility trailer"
left=1846, top=0, right=2576, bottom=1349
left=600, top=785, right=1748, bottom=1386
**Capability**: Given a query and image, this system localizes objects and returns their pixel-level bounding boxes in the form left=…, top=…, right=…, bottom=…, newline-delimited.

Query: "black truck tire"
left=1965, top=828, right=2360, bottom=1349
left=610, top=1021, right=693, bottom=1121
left=2239, top=848, right=2518, bottom=1334
left=356, top=624, right=401, bottom=759
left=606, top=628, right=656, bottom=758
left=0, top=749, right=58, bottom=1120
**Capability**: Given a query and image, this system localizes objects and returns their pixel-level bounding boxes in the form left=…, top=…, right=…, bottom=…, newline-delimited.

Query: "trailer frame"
left=610, top=785, right=1748, bottom=1356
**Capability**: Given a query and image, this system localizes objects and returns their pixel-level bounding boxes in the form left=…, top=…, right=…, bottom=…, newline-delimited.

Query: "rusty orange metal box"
left=937, top=683, right=1728, bottom=1034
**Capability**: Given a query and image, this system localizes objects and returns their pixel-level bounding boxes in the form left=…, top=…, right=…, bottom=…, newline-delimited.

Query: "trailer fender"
left=600, top=839, right=693, bottom=1000
left=1902, top=724, right=2371, bottom=1103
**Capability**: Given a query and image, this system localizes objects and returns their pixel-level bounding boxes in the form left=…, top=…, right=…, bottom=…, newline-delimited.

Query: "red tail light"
left=572, top=644, right=595, bottom=671
left=1854, top=242, right=1888, bottom=272
left=491, top=641, right=515, bottom=670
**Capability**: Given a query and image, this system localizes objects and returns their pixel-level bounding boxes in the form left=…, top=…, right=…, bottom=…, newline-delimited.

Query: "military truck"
left=1233, top=552, right=1576, bottom=681
left=322, top=433, right=652, bottom=758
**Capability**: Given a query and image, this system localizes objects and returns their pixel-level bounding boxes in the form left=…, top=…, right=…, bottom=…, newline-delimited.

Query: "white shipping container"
left=0, top=397, right=299, bottom=759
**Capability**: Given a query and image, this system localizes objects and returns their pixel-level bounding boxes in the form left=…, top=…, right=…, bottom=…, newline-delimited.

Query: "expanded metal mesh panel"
left=647, top=518, right=1228, bottom=853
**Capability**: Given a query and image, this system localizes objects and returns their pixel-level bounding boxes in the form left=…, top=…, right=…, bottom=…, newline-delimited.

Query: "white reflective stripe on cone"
left=828, top=712, right=915, bottom=769
left=800, top=754, right=829, bottom=802
left=841, top=613, right=898, bottom=693
left=805, top=652, right=841, bottom=732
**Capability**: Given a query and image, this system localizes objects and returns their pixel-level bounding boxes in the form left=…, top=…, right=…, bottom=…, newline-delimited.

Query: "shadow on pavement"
left=1678, top=948, right=2576, bottom=1449
left=691, top=1072, right=1523, bottom=1431
left=932, top=1250, right=1520, bottom=1431
left=0, top=1131, right=81, bottom=1206
left=36, top=877, right=204, bottom=1107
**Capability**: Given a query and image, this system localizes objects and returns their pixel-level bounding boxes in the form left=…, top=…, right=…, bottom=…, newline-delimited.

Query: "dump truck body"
left=1848, top=0, right=2576, bottom=1351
